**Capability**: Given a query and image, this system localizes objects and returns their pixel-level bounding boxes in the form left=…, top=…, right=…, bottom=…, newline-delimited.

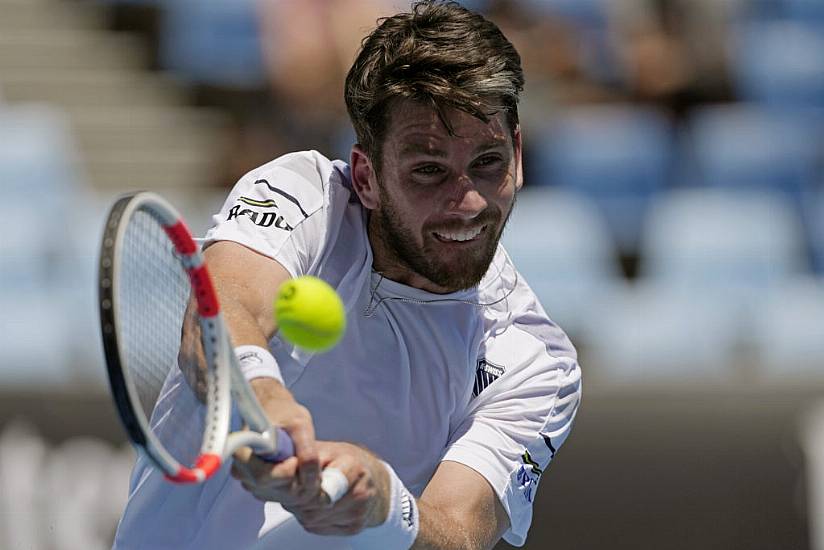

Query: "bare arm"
left=179, top=239, right=287, bottom=391
left=242, top=443, right=510, bottom=548
left=203, top=240, right=285, bottom=345
left=190, top=240, right=322, bottom=493
left=412, top=460, right=510, bottom=550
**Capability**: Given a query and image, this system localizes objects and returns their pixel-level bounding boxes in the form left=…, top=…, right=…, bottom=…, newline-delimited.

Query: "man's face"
left=360, top=100, right=523, bottom=293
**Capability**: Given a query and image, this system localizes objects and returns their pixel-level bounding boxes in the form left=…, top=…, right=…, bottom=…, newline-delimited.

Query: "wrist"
left=234, top=345, right=284, bottom=385
left=352, top=461, right=419, bottom=549
left=366, top=457, right=392, bottom=527
left=249, top=377, right=292, bottom=400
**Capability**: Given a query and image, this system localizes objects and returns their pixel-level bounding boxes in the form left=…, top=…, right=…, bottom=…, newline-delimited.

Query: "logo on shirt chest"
left=472, top=358, right=505, bottom=397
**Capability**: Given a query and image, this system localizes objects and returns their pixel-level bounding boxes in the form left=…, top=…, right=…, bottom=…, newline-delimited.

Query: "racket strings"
left=118, top=209, right=205, bottom=466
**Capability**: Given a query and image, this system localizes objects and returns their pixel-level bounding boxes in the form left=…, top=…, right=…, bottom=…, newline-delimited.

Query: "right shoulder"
left=237, top=150, right=340, bottom=224
left=203, top=151, right=352, bottom=277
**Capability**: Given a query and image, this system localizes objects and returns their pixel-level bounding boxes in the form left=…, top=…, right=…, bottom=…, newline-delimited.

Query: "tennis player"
left=113, top=2, right=581, bottom=548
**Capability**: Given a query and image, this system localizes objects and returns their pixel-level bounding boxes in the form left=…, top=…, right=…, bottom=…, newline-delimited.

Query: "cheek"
left=495, top=172, right=520, bottom=204
left=381, top=187, right=429, bottom=237
left=395, top=185, right=441, bottom=221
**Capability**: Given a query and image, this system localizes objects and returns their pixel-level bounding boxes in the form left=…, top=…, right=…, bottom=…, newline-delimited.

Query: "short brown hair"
left=344, top=1, right=524, bottom=169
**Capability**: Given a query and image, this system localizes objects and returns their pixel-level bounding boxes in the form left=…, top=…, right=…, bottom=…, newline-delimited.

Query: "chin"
left=429, top=251, right=494, bottom=291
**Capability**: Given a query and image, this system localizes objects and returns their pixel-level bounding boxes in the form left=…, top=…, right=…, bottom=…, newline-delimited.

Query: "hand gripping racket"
left=98, top=191, right=348, bottom=500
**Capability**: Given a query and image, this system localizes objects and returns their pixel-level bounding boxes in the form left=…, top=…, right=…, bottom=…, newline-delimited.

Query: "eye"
left=474, top=154, right=504, bottom=169
left=412, top=164, right=445, bottom=176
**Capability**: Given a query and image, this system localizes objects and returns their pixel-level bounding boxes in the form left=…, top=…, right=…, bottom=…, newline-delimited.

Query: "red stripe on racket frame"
left=188, top=265, right=220, bottom=318
left=163, top=221, right=198, bottom=255
left=165, top=454, right=223, bottom=483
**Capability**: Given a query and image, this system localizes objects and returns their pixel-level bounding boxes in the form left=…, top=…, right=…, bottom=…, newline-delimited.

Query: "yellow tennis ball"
left=274, top=275, right=346, bottom=352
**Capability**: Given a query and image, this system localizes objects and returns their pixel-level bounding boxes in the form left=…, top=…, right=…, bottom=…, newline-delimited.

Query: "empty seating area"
left=486, top=0, right=824, bottom=384
left=1, top=0, right=823, bottom=388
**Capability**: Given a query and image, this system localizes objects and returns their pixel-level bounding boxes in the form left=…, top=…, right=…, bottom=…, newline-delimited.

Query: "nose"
left=447, top=175, right=488, bottom=220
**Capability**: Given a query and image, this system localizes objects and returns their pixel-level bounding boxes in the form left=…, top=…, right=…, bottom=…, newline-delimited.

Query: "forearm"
left=412, top=500, right=473, bottom=550
left=214, top=277, right=274, bottom=348
left=179, top=289, right=276, bottom=400
left=204, top=240, right=285, bottom=349
left=412, top=500, right=498, bottom=550
left=408, top=461, right=509, bottom=550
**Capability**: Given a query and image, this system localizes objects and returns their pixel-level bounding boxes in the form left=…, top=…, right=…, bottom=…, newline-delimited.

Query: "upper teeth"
left=436, top=227, right=483, bottom=242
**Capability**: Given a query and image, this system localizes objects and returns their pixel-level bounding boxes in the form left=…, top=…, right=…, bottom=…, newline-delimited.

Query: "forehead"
left=383, top=100, right=511, bottom=154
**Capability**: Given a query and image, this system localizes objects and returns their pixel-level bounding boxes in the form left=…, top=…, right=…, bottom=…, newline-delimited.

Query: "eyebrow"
left=398, top=138, right=508, bottom=159
left=472, top=137, right=508, bottom=155
left=399, top=142, right=448, bottom=158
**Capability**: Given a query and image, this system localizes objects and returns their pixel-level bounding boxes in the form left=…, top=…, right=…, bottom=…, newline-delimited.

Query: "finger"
left=303, top=522, right=366, bottom=537
left=321, top=453, right=363, bottom=499
left=245, top=454, right=300, bottom=480
left=289, top=420, right=320, bottom=491
left=240, top=458, right=302, bottom=504
left=299, top=503, right=369, bottom=536
left=233, top=452, right=299, bottom=493
left=231, top=446, right=255, bottom=480
left=320, top=467, right=350, bottom=505
left=233, top=445, right=254, bottom=464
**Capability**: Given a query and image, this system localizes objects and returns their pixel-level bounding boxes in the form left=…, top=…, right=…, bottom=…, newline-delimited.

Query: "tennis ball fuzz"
left=274, top=276, right=345, bottom=352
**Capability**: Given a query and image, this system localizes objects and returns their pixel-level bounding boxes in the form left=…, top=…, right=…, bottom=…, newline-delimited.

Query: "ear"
left=513, top=125, right=524, bottom=191
left=350, top=144, right=380, bottom=210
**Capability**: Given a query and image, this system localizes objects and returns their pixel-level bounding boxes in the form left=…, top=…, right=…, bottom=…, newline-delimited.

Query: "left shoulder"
left=477, top=246, right=577, bottom=365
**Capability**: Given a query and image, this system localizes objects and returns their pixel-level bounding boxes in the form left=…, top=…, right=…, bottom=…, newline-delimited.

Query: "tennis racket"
left=98, top=191, right=348, bottom=501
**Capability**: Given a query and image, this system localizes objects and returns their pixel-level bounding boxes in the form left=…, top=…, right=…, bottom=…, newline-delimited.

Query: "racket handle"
left=256, top=427, right=295, bottom=463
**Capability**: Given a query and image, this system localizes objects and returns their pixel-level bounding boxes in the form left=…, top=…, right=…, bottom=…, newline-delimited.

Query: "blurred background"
left=1, top=0, right=823, bottom=548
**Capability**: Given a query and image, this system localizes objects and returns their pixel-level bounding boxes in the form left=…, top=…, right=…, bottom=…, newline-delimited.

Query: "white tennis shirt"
left=113, top=150, right=582, bottom=549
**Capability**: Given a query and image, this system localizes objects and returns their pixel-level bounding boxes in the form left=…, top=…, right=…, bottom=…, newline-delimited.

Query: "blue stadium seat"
left=58, top=196, right=109, bottom=385
left=783, top=0, right=824, bottom=22
left=733, top=20, right=824, bottom=107
left=455, top=0, right=493, bottom=12
left=159, top=0, right=265, bottom=87
left=587, top=188, right=809, bottom=382
left=531, top=105, right=674, bottom=253
left=639, top=188, right=808, bottom=317
left=0, top=104, right=83, bottom=289
left=583, top=281, right=740, bottom=382
left=0, top=104, right=97, bottom=386
left=0, top=104, right=80, bottom=203
left=684, top=104, right=821, bottom=199
left=0, top=203, right=52, bottom=290
left=0, top=291, right=75, bottom=386
left=750, top=278, right=824, bottom=378
left=501, top=188, right=624, bottom=339
left=521, top=0, right=608, bottom=27
left=808, top=188, right=824, bottom=274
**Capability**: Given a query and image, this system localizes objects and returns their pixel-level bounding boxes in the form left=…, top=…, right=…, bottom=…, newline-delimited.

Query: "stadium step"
left=0, top=0, right=104, bottom=32
left=67, top=105, right=224, bottom=149
left=84, top=149, right=221, bottom=191
left=0, top=30, right=146, bottom=72
left=0, top=0, right=228, bottom=195
left=0, top=68, right=186, bottom=108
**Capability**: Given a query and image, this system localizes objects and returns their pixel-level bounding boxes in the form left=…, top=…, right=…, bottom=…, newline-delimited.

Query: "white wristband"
left=351, top=461, right=419, bottom=550
left=234, top=345, right=284, bottom=385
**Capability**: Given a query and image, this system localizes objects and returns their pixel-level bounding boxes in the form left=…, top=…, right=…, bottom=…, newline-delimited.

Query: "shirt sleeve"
left=202, top=151, right=330, bottom=277
left=441, top=304, right=582, bottom=547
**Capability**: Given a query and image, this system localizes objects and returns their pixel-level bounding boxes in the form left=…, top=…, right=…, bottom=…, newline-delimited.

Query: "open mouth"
left=433, top=225, right=486, bottom=243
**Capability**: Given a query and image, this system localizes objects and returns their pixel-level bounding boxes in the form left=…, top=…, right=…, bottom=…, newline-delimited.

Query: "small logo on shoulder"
left=473, top=358, right=505, bottom=397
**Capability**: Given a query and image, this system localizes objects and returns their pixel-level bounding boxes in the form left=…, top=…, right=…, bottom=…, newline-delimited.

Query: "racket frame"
left=99, top=192, right=282, bottom=483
